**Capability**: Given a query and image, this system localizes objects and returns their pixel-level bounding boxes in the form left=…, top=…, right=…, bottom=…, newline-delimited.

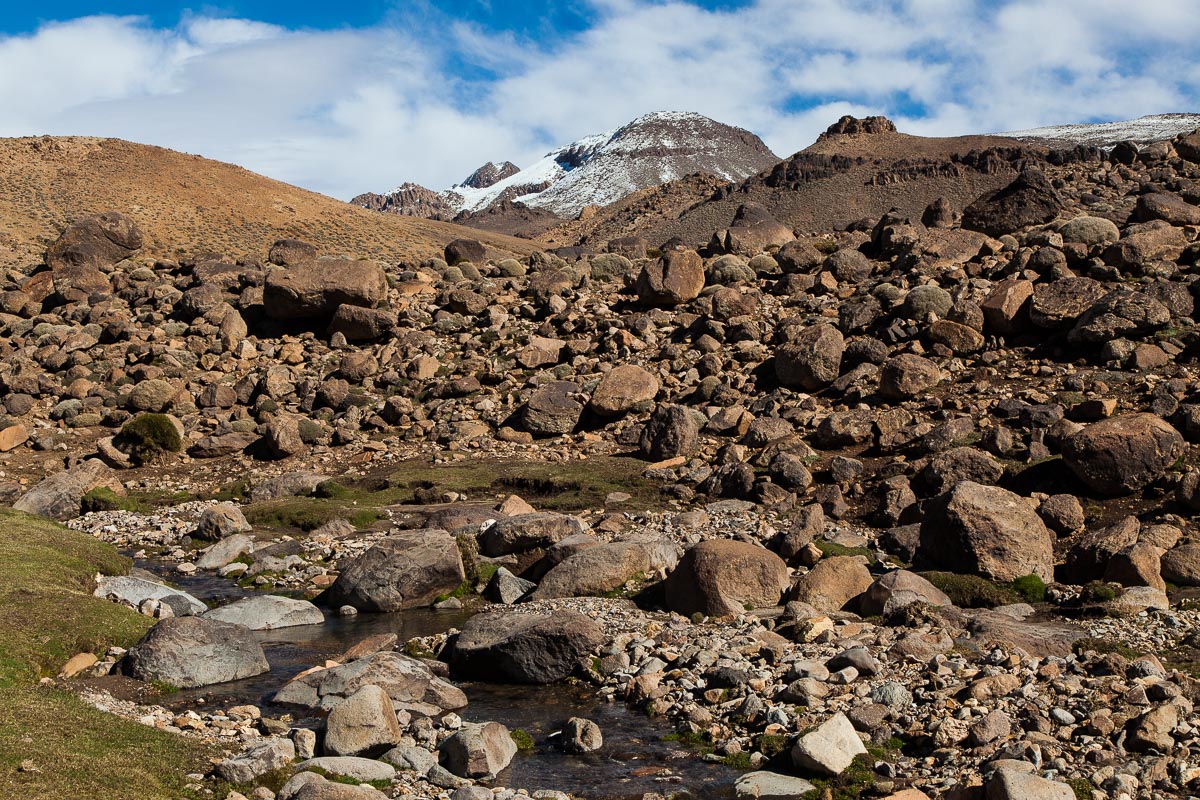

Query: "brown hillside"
left=0, top=136, right=538, bottom=269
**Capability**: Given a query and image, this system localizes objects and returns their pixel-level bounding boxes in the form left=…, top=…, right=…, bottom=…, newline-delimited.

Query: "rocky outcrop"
left=448, top=610, right=604, bottom=684
left=325, top=530, right=465, bottom=613
left=123, top=617, right=269, bottom=688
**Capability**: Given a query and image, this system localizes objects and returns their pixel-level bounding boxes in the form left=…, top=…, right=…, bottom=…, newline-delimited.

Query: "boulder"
left=46, top=211, right=143, bottom=271
left=1060, top=215, right=1120, bottom=249
left=636, top=249, right=705, bottom=306
left=196, top=534, right=254, bottom=571
left=480, top=513, right=584, bottom=557
left=195, top=502, right=251, bottom=541
left=859, top=570, right=952, bottom=616
left=202, top=596, right=324, bottom=630
left=789, top=556, right=873, bottom=613
left=531, top=541, right=654, bottom=599
left=1068, top=289, right=1170, bottom=344
left=13, top=459, right=112, bottom=520
left=665, top=539, right=789, bottom=616
left=279, top=771, right=388, bottom=800
left=1160, top=543, right=1200, bottom=586
left=775, top=324, right=844, bottom=390
left=981, top=279, right=1034, bottom=335
left=444, top=239, right=486, bottom=265
left=878, top=354, right=941, bottom=401
left=264, top=259, right=387, bottom=320
left=268, top=239, right=318, bottom=266
left=588, top=365, right=659, bottom=417
left=962, top=168, right=1062, bottom=237
left=918, top=481, right=1054, bottom=582
left=438, top=722, right=518, bottom=780
left=790, top=712, right=867, bottom=776
left=1062, top=414, right=1185, bottom=495
left=217, top=738, right=296, bottom=784
left=521, top=380, right=583, bottom=436
left=639, top=404, right=701, bottom=460
left=123, top=617, right=269, bottom=689
left=984, top=766, right=1074, bottom=800
left=94, top=575, right=207, bottom=616
left=273, top=652, right=466, bottom=715
left=328, top=305, right=397, bottom=342
left=734, top=771, right=817, bottom=800
left=561, top=717, right=603, bottom=754
left=326, top=530, right=465, bottom=612
left=324, top=685, right=404, bottom=757
left=483, top=567, right=535, bottom=604
left=1029, top=277, right=1108, bottom=329
left=449, top=610, right=604, bottom=684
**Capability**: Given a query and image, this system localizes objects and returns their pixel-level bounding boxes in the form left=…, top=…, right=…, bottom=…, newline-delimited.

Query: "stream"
left=135, top=559, right=738, bottom=799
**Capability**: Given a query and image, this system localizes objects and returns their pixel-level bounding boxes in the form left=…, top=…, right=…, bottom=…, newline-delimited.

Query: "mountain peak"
left=821, top=115, right=898, bottom=138
left=360, top=111, right=779, bottom=220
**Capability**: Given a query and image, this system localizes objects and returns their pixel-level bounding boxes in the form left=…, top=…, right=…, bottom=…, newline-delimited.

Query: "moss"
left=805, top=754, right=879, bottom=800
left=1009, top=573, right=1047, bottom=603
left=510, top=729, right=535, bottom=751
left=433, top=580, right=475, bottom=603
left=721, top=751, right=753, bottom=769
left=81, top=487, right=125, bottom=514
left=348, top=509, right=383, bottom=529
left=920, top=571, right=1019, bottom=609
left=314, top=480, right=350, bottom=499
left=815, top=541, right=876, bottom=563
left=756, top=733, right=791, bottom=758
left=1079, top=581, right=1121, bottom=603
left=1073, top=637, right=1143, bottom=660
left=1068, top=777, right=1095, bottom=800
left=214, top=477, right=251, bottom=502
left=115, top=413, right=182, bottom=465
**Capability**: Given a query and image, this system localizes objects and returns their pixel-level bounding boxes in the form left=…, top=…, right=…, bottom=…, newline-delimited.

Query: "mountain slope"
left=1001, top=113, right=1200, bottom=147
left=538, top=116, right=1050, bottom=248
left=361, top=111, right=780, bottom=223
left=0, top=136, right=538, bottom=269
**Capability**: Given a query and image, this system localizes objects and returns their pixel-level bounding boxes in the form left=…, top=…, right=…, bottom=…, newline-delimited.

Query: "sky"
left=1, top=0, right=1198, bottom=200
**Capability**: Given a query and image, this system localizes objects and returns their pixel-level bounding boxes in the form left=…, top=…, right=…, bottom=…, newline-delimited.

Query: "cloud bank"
left=1, top=0, right=1197, bottom=200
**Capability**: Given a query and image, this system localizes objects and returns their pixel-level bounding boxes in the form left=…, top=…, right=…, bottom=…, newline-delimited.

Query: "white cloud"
left=0, top=1, right=1197, bottom=201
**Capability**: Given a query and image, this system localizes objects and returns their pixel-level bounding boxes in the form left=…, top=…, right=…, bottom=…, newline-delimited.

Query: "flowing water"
left=136, top=559, right=737, bottom=799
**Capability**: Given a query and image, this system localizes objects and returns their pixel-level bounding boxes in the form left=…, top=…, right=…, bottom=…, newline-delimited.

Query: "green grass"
left=115, top=413, right=183, bottom=465
left=1072, top=637, right=1143, bottom=660
left=0, top=509, right=219, bottom=799
left=510, top=729, right=534, bottom=751
left=243, top=498, right=382, bottom=532
left=1009, top=574, right=1047, bottom=603
left=815, top=541, right=876, bottom=563
left=920, top=572, right=1019, bottom=609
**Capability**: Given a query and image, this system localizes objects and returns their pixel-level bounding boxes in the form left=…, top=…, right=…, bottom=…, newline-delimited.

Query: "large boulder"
left=521, top=381, right=583, bottom=436
left=202, top=596, right=324, bottom=630
left=1029, top=277, right=1108, bottom=329
left=123, top=617, right=269, bottom=689
left=94, top=575, right=207, bottom=616
left=721, top=203, right=795, bottom=256
left=195, top=502, right=251, bottom=541
left=775, top=324, right=844, bottom=390
left=13, top=459, right=112, bottom=521
left=665, top=539, right=789, bottom=616
left=273, top=652, right=467, bottom=715
left=1162, top=543, right=1200, bottom=586
left=878, top=354, right=941, bottom=401
left=217, top=738, right=296, bottom=785
left=1068, top=289, right=1170, bottom=344
left=636, top=249, right=705, bottom=306
left=531, top=541, right=663, bottom=599
left=1062, top=414, right=1185, bottom=495
left=264, top=258, right=387, bottom=320
left=790, top=712, right=867, bottom=776
left=279, top=772, right=388, bottom=800
left=639, top=404, right=701, bottom=460
left=962, top=168, right=1062, bottom=237
left=444, top=239, right=486, bottom=265
left=859, top=570, right=951, bottom=616
left=918, top=482, right=1054, bottom=582
left=326, top=530, right=465, bottom=613
left=324, top=685, right=404, bottom=757
left=480, top=513, right=584, bottom=557
left=449, top=610, right=604, bottom=684
left=790, top=556, right=873, bottom=613
left=46, top=211, right=143, bottom=271
left=438, top=722, right=518, bottom=780
left=588, top=365, right=659, bottom=417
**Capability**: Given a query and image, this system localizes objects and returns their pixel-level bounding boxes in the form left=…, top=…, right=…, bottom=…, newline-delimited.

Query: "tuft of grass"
left=816, top=541, right=876, bottom=563
left=721, top=751, right=753, bottom=769
left=114, top=413, right=183, bottom=465
left=804, top=754, right=880, bottom=800
left=1009, top=574, right=1047, bottom=603
left=1072, top=637, right=1143, bottom=660
left=510, top=729, right=534, bottom=751
left=1079, top=581, right=1121, bottom=603
left=1068, top=777, right=1094, bottom=800
left=921, top=572, right=1019, bottom=609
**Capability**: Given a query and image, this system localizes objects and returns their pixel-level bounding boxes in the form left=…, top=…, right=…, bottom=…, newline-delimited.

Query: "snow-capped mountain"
left=358, top=111, right=779, bottom=220
left=1000, top=113, right=1200, bottom=147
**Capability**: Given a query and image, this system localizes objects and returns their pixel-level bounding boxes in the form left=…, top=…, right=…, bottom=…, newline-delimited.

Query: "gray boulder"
left=1062, top=413, right=1185, bottom=496
left=123, top=617, right=269, bottom=689
left=273, top=651, right=467, bottom=715
left=94, top=575, right=207, bottom=616
left=326, top=530, right=465, bottom=612
left=734, top=771, right=817, bottom=800
left=13, top=459, right=111, bottom=520
left=561, top=717, right=603, bottom=754
left=438, top=721, right=518, bottom=780
left=216, top=737, right=296, bottom=784
left=665, top=539, right=789, bottom=617
left=480, top=513, right=584, bottom=557
left=450, top=610, right=604, bottom=684
left=264, top=258, right=387, bottom=320
left=324, top=685, right=403, bottom=757
left=195, top=502, right=251, bottom=541
left=203, top=596, right=324, bottom=630
left=790, top=712, right=866, bottom=776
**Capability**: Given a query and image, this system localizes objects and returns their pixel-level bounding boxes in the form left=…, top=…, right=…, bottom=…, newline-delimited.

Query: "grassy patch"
left=805, top=754, right=880, bottom=800
left=0, top=509, right=150, bottom=686
left=510, top=729, right=535, bottom=751
left=243, top=497, right=382, bottom=532
left=1068, top=777, right=1095, bottom=800
left=815, top=541, right=876, bottom=563
left=0, top=509, right=218, bottom=799
left=1072, top=637, right=1143, bottom=660
left=920, top=572, right=1019, bottom=609
left=1009, top=574, right=1047, bottom=603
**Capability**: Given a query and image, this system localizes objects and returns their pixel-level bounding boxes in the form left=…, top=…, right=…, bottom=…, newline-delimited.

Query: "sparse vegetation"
left=114, top=413, right=183, bottom=465
left=921, top=571, right=1019, bottom=608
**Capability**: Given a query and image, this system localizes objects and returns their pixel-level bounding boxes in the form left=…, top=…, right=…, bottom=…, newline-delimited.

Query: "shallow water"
left=137, top=558, right=737, bottom=799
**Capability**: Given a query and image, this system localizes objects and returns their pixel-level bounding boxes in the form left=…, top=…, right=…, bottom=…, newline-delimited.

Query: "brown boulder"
left=46, top=211, right=142, bottom=271
left=789, top=556, right=872, bottom=613
left=962, top=168, right=1062, bottom=237
left=1062, top=414, right=1185, bottom=495
left=264, top=258, right=387, bottom=320
left=775, top=324, right=844, bottom=390
left=665, top=539, right=789, bottom=616
left=636, top=249, right=704, bottom=306
left=588, top=365, right=659, bottom=417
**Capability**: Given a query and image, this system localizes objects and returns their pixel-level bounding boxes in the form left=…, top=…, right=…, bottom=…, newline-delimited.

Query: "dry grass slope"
left=0, top=136, right=539, bottom=269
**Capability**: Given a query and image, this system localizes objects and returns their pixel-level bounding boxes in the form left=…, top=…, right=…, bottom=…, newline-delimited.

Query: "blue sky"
left=1, top=0, right=1197, bottom=199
